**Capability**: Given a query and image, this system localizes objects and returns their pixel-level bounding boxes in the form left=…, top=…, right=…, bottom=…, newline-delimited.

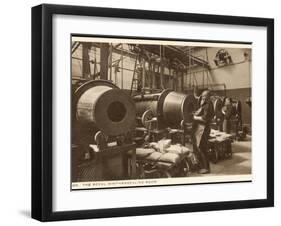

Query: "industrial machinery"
left=195, top=94, right=242, bottom=164
left=133, top=89, right=196, bottom=144
left=208, top=95, right=242, bottom=134
left=134, top=89, right=196, bottom=125
left=72, top=79, right=137, bottom=182
left=132, top=90, right=197, bottom=178
left=70, top=41, right=252, bottom=181
left=213, top=49, right=233, bottom=67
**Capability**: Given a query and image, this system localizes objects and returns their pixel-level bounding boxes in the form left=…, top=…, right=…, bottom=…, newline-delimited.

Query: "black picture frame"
left=32, top=3, right=274, bottom=222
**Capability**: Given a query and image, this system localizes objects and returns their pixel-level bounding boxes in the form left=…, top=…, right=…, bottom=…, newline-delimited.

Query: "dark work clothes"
left=222, top=104, right=232, bottom=133
left=192, top=101, right=214, bottom=171
left=194, top=102, right=215, bottom=125
left=223, top=119, right=231, bottom=134
left=222, top=105, right=232, bottom=120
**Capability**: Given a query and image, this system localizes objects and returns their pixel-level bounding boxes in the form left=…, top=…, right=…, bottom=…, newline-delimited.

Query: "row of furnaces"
left=71, top=79, right=242, bottom=182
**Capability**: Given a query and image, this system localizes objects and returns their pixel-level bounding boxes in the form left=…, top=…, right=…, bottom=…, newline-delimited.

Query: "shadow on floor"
left=209, top=150, right=251, bottom=175
left=19, top=209, right=30, bottom=218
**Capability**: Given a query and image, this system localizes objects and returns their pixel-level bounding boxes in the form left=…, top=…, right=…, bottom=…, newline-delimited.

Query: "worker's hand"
left=193, top=115, right=199, bottom=120
left=193, top=115, right=206, bottom=123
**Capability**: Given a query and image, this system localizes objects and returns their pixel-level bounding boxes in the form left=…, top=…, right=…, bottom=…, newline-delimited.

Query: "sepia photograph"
left=71, top=36, right=252, bottom=190
left=31, top=3, right=273, bottom=221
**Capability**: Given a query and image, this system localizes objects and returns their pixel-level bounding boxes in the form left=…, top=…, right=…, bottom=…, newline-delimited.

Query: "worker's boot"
left=198, top=168, right=210, bottom=174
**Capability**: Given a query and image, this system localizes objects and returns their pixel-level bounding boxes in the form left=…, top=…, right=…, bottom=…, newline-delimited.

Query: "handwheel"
left=141, top=110, right=154, bottom=129
left=94, top=131, right=107, bottom=149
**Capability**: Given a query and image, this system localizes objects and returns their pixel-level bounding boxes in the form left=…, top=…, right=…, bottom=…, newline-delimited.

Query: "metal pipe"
left=134, top=89, right=170, bottom=117
left=142, top=58, right=146, bottom=89
left=121, top=44, right=124, bottom=89
left=109, top=43, right=113, bottom=81
left=160, top=45, right=165, bottom=89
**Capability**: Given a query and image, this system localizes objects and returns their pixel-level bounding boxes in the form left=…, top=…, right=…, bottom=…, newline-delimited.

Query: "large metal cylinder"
left=134, top=89, right=171, bottom=117
left=163, top=91, right=196, bottom=125
left=73, top=80, right=136, bottom=136
left=134, top=89, right=196, bottom=126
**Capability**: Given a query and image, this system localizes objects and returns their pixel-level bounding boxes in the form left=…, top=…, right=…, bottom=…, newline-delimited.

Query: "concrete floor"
left=210, top=139, right=251, bottom=175
left=191, top=136, right=251, bottom=176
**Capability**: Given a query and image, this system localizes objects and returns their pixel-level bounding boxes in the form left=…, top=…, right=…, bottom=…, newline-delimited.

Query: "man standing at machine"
left=222, top=97, right=233, bottom=134
left=192, top=90, right=214, bottom=174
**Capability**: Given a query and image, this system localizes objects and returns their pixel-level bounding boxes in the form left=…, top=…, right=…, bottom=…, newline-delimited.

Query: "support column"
left=100, top=43, right=109, bottom=80
left=160, top=45, right=164, bottom=89
left=82, top=42, right=91, bottom=79
left=152, top=63, right=156, bottom=89
left=181, top=70, right=184, bottom=92
left=109, top=44, right=113, bottom=81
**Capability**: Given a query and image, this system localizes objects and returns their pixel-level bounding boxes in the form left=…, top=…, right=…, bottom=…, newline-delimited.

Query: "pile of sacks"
left=136, top=139, right=190, bottom=166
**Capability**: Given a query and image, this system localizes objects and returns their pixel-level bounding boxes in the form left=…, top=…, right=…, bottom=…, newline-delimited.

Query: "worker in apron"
left=192, top=90, right=214, bottom=174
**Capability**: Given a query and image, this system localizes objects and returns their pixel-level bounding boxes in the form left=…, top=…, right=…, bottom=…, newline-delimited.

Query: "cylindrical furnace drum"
left=73, top=80, right=136, bottom=136
left=133, top=89, right=171, bottom=118
left=134, top=89, right=196, bottom=127
left=162, top=91, right=196, bottom=125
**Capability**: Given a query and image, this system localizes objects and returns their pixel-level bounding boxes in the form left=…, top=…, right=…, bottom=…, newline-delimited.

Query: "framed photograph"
left=32, top=4, right=274, bottom=221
